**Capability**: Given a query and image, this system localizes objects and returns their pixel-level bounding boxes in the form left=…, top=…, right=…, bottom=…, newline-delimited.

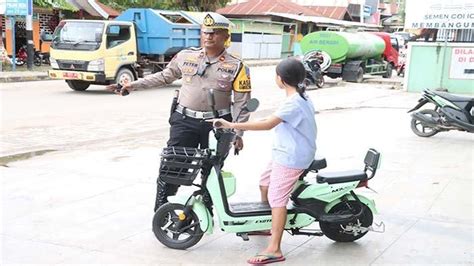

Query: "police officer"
left=106, top=12, right=252, bottom=211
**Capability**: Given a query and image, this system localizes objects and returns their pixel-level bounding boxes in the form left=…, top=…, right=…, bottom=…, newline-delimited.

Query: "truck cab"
left=371, top=32, right=399, bottom=68
left=49, top=20, right=138, bottom=91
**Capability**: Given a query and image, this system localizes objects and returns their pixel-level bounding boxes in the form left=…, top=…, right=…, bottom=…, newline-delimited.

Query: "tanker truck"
left=300, top=31, right=399, bottom=83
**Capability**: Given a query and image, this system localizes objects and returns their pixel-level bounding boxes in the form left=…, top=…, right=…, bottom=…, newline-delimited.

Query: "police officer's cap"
left=201, top=12, right=233, bottom=33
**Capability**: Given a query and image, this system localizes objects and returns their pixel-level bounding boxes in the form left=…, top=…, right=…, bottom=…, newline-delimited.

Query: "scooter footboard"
left=167, top=195, right=213, bottom=234
left=324, top=194, right=377, bottom=215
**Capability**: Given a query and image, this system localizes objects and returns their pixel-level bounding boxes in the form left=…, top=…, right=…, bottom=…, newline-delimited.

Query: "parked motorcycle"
left=13, top=45, right=28, bottom=66
left=408, top=89, right=474, bottom=137
left=10, top=45, right=50, bottom=66
left=302, top=51, right=331, bottom=89
left=151, top=92, right=384, bottom=250
left=34, top=50, right=51, bottom=66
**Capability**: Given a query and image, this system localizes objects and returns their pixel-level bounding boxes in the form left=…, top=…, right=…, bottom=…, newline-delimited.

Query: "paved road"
left=1, top=67, right=473, bottom=264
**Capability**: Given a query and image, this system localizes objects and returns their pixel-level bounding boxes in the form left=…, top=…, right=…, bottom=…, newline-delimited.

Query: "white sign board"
left=450, top=47, right=474, bottom=80
left=405, top=0, right=474, bottom=29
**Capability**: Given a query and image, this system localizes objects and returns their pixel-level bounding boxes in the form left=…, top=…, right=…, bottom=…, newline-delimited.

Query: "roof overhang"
left=266, top=12, right=381, bottom=29
left=68, top=0, right=109, bottom=19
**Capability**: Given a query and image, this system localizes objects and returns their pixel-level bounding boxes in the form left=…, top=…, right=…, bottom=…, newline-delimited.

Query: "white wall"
left=241, top=33, right=282, bottom=59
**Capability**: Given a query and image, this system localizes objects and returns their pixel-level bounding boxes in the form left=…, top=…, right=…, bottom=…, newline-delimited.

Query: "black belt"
left=175, top=104, right=231, bottom=119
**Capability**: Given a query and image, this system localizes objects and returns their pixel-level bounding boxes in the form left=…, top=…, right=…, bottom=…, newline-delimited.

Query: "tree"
left=97, top=0, right=231, bottom=12
left=33, top=0, right=77, bottom=11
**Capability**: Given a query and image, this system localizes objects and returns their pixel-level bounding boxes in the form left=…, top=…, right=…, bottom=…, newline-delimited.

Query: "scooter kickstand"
left=236, top=233, right=249, bottom=241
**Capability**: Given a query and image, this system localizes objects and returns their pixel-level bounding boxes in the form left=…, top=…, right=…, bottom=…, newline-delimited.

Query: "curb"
left=0, top=61, right=280, bottom=83
left=0, top=73, right=50, bottom=83
left=364, top=78, right=402, bottom=89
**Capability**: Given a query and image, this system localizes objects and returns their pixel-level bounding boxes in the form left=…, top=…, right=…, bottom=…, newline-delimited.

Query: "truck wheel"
left=383, top=64, right=393, bottom=78
left=355, top=67, right=364, bottom=83
left=66, top=80, right=90, bottom=91
left=116, top=68, right=135, bottom=85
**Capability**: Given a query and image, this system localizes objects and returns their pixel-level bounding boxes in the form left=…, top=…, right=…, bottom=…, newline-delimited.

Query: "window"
left=106, top=25, right=131, bottom=49
left=390, top=37, right=399, bottom=51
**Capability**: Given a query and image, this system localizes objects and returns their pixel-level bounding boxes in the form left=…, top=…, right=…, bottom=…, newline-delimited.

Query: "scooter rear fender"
left=408, top=98, right=429, bottom=113
left=167, top=195, right=213, bottom=234
left=324, top=194, right=377, bottom=215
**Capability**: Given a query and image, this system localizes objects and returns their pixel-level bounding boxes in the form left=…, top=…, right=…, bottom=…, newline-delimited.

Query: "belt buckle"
left=194, top=111, right=204, bottom=119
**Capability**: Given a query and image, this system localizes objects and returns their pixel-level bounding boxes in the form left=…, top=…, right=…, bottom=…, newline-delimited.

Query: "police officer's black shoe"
left=154, top=180, right=169, bottom=212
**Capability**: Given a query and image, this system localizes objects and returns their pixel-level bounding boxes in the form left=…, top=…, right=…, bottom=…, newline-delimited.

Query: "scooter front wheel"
left=319, top=200, right=373, bottom=242
left=152, top=203, right=203, bottom=250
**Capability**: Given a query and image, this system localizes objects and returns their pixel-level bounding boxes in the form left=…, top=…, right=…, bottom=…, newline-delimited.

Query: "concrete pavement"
left=1, top=72, right=473, bottom=264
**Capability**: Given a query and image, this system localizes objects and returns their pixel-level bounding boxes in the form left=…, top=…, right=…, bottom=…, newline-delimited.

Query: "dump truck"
left=48, top=9, right=202, bottom=91
left=300, top=31, right=399, bottom=83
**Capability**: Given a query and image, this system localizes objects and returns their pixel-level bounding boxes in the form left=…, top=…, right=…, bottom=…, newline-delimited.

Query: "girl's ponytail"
left=296, top=82, right=307, bottom=100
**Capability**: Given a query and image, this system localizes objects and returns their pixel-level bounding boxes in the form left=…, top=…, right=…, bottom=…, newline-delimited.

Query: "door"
left=104, top=24, right=137, bottom=79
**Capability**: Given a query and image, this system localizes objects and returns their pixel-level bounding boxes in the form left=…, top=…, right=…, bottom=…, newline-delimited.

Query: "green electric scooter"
left=152, top=97, right=384, bottom=250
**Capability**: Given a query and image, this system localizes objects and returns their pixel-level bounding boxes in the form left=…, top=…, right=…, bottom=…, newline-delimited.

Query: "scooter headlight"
left=87, top=58, right=105, bottom=72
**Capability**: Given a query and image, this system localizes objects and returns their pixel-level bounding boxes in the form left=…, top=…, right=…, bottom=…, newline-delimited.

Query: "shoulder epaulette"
left=228, top=53, right=242, bottom=60
left=185, top=47, right=203, bottom=52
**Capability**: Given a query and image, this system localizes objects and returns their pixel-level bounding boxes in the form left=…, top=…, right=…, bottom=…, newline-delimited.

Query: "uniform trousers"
left=154, top=111, right=232, bottom=211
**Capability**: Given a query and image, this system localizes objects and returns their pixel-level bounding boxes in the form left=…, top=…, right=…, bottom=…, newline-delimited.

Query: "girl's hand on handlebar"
left=207, top=118, right=232, bottom=129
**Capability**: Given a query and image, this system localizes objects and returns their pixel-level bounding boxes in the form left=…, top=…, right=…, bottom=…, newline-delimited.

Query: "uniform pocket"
left=216, top=73, right=233, bottom=92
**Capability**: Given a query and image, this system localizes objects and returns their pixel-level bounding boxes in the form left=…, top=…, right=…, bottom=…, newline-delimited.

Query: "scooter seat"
left=298, top=158, right=327, bottom=180
left=436, top=91, right=474, bottom=103
left=316, top=170, right=367, bottom=184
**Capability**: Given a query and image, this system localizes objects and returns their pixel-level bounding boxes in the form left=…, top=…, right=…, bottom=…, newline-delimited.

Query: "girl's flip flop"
left=247, top=254, right=286, bottom=265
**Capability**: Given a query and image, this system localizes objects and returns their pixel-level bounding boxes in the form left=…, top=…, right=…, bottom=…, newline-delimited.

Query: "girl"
left=210, top=58, right=317, bottom=265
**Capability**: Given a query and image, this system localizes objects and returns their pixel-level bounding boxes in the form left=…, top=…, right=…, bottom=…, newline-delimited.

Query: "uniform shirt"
left=130, top=48, right=252, bottom=129
left=272, top=93, right=317, bottom=169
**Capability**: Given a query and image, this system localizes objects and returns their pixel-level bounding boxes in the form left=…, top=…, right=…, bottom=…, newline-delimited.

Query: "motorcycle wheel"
left=34, top=58, right=42, bottom=66
left=410, top=109, right=440, bottom=137
left=15, top=58, right=25, bottom=66
left=316, top=76, right=325, bottom=88
left=152, top=203, right=203, bottom=250
left=320, top=200, right=373, bottom=242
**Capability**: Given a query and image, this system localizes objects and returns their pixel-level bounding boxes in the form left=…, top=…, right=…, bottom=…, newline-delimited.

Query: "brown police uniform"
left=130, top=47, right=252, bottom=133
left=130, top=46, right=252, bottom=211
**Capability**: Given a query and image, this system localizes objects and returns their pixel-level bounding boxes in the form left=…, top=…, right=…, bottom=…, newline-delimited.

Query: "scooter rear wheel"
left=320, top=200, right=373, bottom=242
left=152, top=203, right=203, bottom=250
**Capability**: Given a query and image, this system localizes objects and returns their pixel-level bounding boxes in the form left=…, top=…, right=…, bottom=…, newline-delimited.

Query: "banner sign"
left=405, top=0, right=474, bottom=29
left=5, top=0, right=28, bottom=16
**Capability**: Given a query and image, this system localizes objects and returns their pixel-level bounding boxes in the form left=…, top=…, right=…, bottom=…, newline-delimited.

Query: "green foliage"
left=97, top=0, right=230, bottom=11
left=33, top=0, right=77, bottom=11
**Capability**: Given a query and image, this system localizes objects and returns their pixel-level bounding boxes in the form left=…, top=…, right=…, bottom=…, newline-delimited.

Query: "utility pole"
left=26, top=0, right=33, bottom=70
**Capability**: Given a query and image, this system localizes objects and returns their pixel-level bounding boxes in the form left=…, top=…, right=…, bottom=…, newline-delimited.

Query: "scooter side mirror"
left=243, top=98, right=259, bottom=113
